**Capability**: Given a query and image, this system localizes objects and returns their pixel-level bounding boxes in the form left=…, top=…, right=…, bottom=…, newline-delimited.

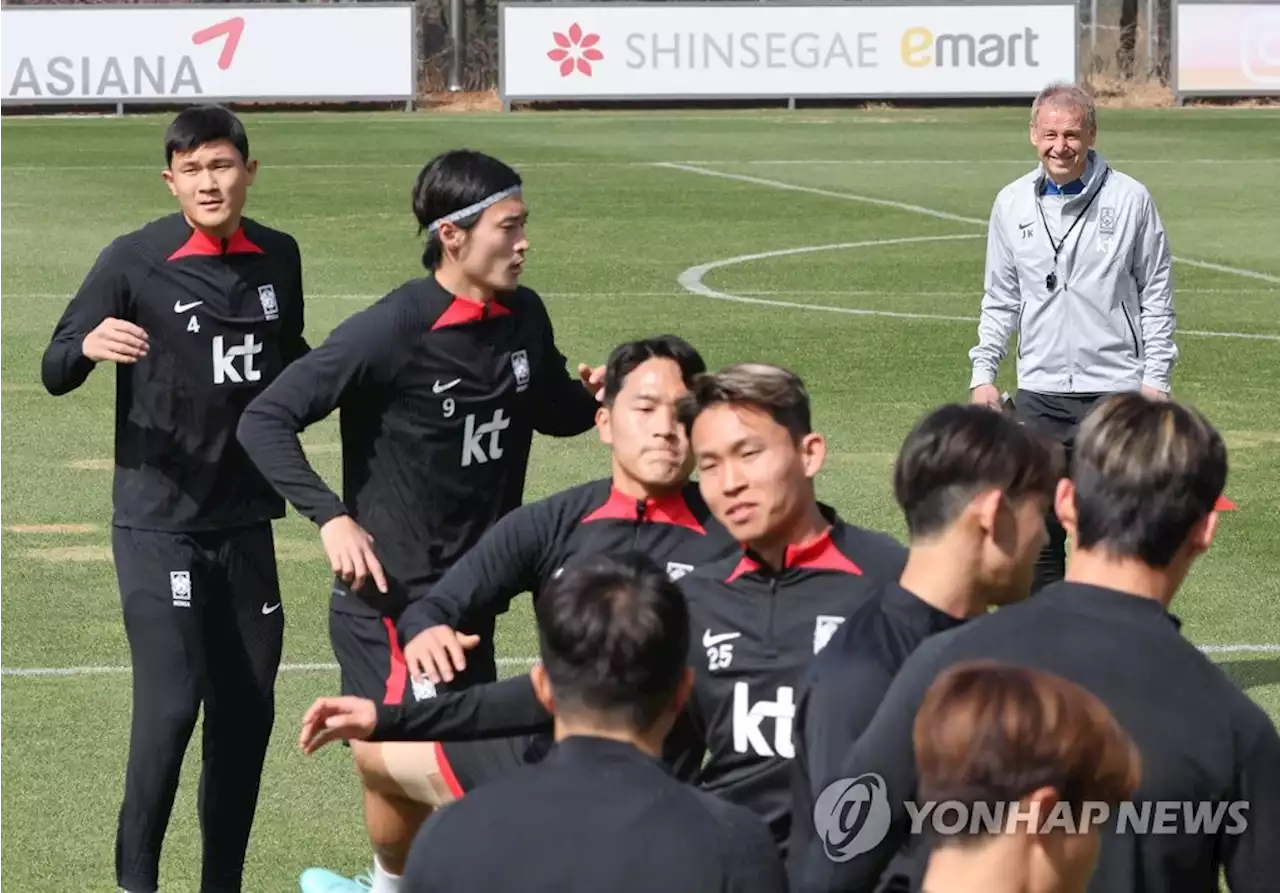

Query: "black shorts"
left=328, top=601, right=498, bottom=705
left=436, top=733, right=553, bottom=797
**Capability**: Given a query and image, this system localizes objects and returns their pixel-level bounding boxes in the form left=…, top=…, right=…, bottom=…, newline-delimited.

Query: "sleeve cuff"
left=969, top=368, right=997, bottom=389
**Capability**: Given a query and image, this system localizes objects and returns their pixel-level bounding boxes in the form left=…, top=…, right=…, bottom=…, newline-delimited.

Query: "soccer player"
left=401, top=553, right=788, bottom=893
left=399, top=333, right=736, bottom=685
left=787, top=403, right=1059, bottom=888
left=303, top=363, right=909, bottom=851
left=40, top=105, right=309, bottom=893
left=236, top=150, right=603, bottom=893
left=302, top=334, right=735, bottom=823
left=912, top=662, right=1141, bottom=893
left=797, top=394, right=1280, bottom=893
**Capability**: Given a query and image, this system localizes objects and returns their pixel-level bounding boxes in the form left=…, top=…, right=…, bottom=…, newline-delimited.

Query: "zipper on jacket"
left=767, top=577, right=779, bottom=649
left=1121, top=304, right=1140, bottom=357
left=633, top=499, right=646, bottom=551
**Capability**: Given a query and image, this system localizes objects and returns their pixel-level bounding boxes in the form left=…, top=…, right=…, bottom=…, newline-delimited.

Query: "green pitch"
left=3, top=106, right=1278, bottom=891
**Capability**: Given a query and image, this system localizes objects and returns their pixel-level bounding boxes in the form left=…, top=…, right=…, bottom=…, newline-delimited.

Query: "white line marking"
left=678, top=239, right=1280, bottom=342
left=4, top=647, right=1274, bottom=678
left=657, top=162, right=985, bottom=225
left=0, top=657, right=538, bottom=678
left=657, top=162, right=1280, bottom=286
left=5, top=159, right=1276, bottom=172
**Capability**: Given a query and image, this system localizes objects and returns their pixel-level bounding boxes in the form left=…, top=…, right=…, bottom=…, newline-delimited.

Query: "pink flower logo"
left=548, top=23, right=603, bottom=77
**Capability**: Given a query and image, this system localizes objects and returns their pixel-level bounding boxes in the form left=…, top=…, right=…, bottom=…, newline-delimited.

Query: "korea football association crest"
left=1098, top=207, right=1116, bottom=236
left=511, top=349, right=531, bottom=393
left=814, top=615, right=845, bottom=654
left=170, top=570, right=192, bottom=608
left=257, top=284, right=279, bottom=321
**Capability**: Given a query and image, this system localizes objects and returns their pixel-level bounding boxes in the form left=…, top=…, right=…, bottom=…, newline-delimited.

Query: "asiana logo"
left=548, top=23, right=603, bottom=77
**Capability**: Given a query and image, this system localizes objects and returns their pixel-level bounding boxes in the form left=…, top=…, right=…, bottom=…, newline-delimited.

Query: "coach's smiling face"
left=1031, top=102, right=1095, bottom=185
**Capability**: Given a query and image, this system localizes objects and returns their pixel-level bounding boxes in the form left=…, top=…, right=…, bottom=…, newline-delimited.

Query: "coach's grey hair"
left=1031, top=82, right=1097, bottom=131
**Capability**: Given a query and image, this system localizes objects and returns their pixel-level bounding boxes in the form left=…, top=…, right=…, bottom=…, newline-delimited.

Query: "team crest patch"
left=258, top=284, right=279, bottom=320
left=1098, top=208, right=1116, bottom=236
left=813, top=615, right=845, bottom=654
left=666, top=561, right=694, bottom=581
left=170, top=570, right=192, bottom=607
left=511, top=349, right=531, bottom=392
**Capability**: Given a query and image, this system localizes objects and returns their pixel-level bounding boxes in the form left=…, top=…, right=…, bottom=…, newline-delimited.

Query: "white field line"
left=677, top=238, right=1280, bottom=342
left=5, top=158, right=1279, bottom=172
left=654, top=162, right=1280, bottom=288
left=3, top=646, right=1276, bottom=678
left=1, top=657, right=538, bottom=678
left=4, top=287, right=1276, bottom=302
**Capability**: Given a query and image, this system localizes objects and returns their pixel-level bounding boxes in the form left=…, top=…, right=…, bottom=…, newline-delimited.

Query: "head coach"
left=967, top=82, right=1177, bottom=592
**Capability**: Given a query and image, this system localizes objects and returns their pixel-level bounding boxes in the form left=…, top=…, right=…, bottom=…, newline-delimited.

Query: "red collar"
left=431, top=295, right=513, bottom=330
left=725, top=526, right=862, bottom=583
left=168, top=225, right=264, bottom=261
left=581, top=487, right=706, bottom=534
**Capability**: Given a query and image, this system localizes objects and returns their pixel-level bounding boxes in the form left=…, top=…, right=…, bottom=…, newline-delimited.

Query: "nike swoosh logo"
left=174, top=300, right=204, bottom=313
left=261, top=602, right=282, bottom=615
left=1018, top=222, right=1034, bottom=230
left=432, top=378, right=461, bottom=394
left=702, top=630, right=741, bottom=648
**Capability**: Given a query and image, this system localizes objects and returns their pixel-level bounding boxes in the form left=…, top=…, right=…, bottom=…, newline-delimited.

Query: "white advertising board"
left=2, top=4, right=415, bottom=105
left=1175, top=1, right=1280, bottom=98
left=500, top=2, right=1078, bottom=101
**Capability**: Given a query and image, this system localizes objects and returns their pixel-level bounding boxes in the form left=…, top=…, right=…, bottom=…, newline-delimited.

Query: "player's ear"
left=1187, top=508, right=1219, bottom=558
left=595, top=405, right=612, bottom=446
left=1054, top=478, right=1078, bottom=539
left=530, top=663, right=555, bottom=714
left=244, top=158, right=258, bottom=186
left=161, top=167, right=179, bottom=198
left=972, top=488, right=1004, bottom=538
left=671, top=667, right=695, bottom=713
left=799, top=432, right=826, bottom=479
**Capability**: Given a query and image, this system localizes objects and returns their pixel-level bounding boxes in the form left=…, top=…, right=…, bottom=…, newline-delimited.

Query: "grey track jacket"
left=968, top=150, right=1177, bottom=394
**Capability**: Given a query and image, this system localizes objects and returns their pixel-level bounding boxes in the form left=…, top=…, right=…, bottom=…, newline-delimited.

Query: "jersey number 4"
left=187, top=316, right=201, bottom=334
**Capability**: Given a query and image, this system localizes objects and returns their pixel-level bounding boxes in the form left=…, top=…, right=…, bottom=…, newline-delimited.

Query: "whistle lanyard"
left=1035, top=168, right=1109, bottom=292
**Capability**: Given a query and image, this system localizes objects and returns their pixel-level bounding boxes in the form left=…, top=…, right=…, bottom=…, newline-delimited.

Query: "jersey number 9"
left=442, top=397, right=455, bottom=418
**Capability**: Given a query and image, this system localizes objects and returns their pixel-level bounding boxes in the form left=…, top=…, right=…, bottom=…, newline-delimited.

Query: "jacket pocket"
left=1120, top=304, right=1140, bottom=357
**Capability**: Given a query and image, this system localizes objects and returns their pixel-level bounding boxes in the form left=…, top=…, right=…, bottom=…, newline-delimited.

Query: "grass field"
left=3, top=106, right=1279, bottom=892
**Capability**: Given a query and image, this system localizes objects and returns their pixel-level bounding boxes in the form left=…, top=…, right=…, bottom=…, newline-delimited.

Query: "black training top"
left=791, top=582, right=1280, bottom=893
left=41, top=213, right=309, bottom=532
left=396, top=478, right=739, bottom=642
left=785, top=579, right=965, bottom=887
left=237, top=276, right=598, bottom=617
left=403, top=735, right=787, bottom=893
left=665, top=518, right=909, bottom=851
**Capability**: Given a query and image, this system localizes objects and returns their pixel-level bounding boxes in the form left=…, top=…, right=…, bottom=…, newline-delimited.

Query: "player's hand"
left=577, top=363, right=607, bottom=402
left=299, top=696, right=377, bottom=755
left=82, top=318, right=150, bottom=364
left=1141, top=385, right=1170, bottom=401
left=970, top=384, right=1002, bottom=409
left=404, top=624, right=481, bottom=684
left=320, top=515, right=389, bottom=594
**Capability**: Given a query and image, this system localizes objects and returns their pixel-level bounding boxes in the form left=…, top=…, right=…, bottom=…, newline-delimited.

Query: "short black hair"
left=1072, top=394, right=1227, bottom=567
left=893, top=404, right=1062, bottom=539
left=164, top=105, right=249, bottom=167
left=412, top=150, right=523, bottom=269
left=535, top=553, right=690, bottom=733
left=677, top=363, right=811, bottom=442
left=603, top=336, right=706, bottom=407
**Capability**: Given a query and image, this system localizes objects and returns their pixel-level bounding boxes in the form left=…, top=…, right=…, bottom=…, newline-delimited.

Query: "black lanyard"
left=1036, top=168, right=1109, bottom=292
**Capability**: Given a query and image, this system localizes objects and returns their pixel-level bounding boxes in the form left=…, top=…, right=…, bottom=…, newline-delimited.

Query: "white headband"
left=427, top=186, right=522, bottom=234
